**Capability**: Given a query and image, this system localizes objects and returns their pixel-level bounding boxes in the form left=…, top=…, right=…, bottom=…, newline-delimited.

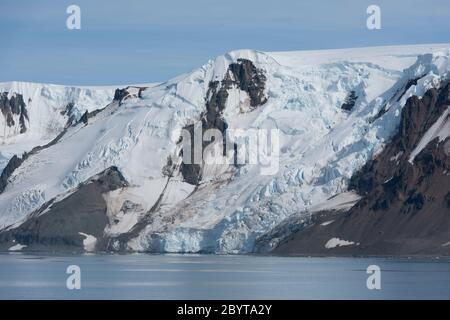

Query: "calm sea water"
left=0, top=253, right=449, bottom=299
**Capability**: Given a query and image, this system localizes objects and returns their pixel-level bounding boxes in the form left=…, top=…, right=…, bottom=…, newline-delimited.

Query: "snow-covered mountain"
left=0, top=44, right=449, bottom=254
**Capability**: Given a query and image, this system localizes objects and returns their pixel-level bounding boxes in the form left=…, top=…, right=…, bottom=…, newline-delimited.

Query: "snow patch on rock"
left=79, top=232, right=97, bottom=252
left=8, top=243, right=27, bottom=251
left=325, top=237, right=357, bottom=249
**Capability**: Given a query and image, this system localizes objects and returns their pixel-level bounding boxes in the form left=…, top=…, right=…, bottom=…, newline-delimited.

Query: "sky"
left=0, top=0, right=449, bottom=85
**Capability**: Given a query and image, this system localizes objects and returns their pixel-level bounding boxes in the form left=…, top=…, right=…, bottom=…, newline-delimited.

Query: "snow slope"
left=1, top=44, right=450, bottom=253
left=0, top=82, right=116, bottom=172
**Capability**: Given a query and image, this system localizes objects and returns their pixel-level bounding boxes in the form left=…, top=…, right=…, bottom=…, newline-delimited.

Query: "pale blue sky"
left=0, top=0, right=449, bottom=85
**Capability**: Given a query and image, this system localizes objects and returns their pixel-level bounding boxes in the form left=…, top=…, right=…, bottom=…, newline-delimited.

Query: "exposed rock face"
left=113, top=86, right=147, bottom=105
left=273, top=82, right=450, bottom=256
left=79, top=110, right=89, bottom=124
left=60, top=102, right=77, bottom=126
left=0, top=154, right=26, bottom=194
left=179, top=122, right=203, bottom=185
left=180, top=59, right=267, bottom=185
left=0, top=167, right=128, bottom=252
left=113, top=88, right=129, bottom=102
left=0, top=92, right=28, bottom=133
left=225, top=58, right=268, bottom=108
left=341, top=91, right=358, bottom=111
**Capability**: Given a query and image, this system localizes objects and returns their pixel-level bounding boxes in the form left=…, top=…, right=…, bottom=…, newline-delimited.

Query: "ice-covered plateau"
left=0, top=44, right=449, bottom=254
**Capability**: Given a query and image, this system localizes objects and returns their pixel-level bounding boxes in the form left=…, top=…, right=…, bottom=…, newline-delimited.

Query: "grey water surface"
left=0, top=253, right=449, bottom=299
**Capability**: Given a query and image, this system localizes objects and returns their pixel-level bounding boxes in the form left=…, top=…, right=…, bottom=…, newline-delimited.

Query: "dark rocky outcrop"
left=0, top=154, right=27, bottom=194
left=180, top=59, right=267, bottom=185
left=0, top=167, right=128, bottom=252
left=273, top=82, right=450, bottom=256
left=60, top=102, right=77, bottom=126
left=113, top=88, right=129, bottom=102
left=113, top=86, right=147, bottom=105
left=0, top=92, right=28, bottom=133
left=341, top=91, right=358, bottom=111
left=225, top=59, right=268, bottom=108
left=79, top=110, right=89, bottom=124
left=179, top=122, right=203, bottom=185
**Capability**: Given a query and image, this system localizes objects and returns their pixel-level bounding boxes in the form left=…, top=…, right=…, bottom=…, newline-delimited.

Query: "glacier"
left=0, top=44, right=450, bottom=253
